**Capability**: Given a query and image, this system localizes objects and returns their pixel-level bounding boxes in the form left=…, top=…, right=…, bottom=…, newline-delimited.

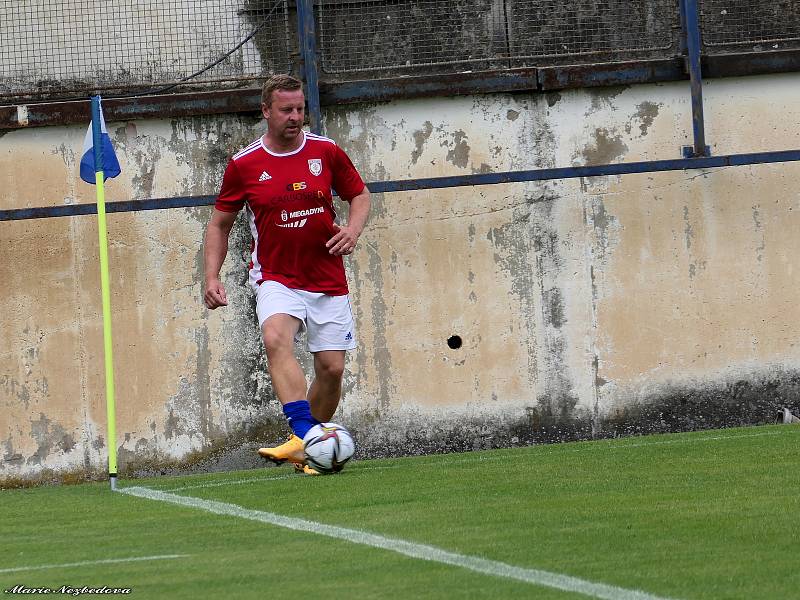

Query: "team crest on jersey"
left=308, top=158, right=322, bottom=176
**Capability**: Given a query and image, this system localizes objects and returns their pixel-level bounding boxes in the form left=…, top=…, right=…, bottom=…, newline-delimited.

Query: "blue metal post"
left=682, top=0, right=709, bottom=157
left=91, top=96, right=103, bottom=173
left=296, top=0, right=322, bottom=134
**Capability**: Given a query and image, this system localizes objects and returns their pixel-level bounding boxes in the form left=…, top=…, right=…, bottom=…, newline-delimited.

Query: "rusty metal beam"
left=537, top=58, right=685, bottom=91
left=0, top=89, right=262, bottom=130
left=320, top=69, right=539, bottom=104
left=704, top=49, right=800, bottom=78
left=2, top=50, right=800, bottom=131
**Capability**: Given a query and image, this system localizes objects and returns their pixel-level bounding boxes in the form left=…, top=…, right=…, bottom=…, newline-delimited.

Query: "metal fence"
left=316, top=0, right=510, bottom=74
left=317, top=0, right=679, bottom=75
left=700, top=0, right=800, bottom=53
left=0, top=0, right=292, bottom=100
left=507, top=0, right=676, bottom=65
left=1, top=0, right=800, bottom=102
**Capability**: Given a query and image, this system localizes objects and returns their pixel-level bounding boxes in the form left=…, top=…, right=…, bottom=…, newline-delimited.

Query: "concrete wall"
left=2, top=73, right=800, bottom=482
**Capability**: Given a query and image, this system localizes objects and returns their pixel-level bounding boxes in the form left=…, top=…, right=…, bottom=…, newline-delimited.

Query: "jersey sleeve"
left=215, top=159, right=246, bottom=213
left=331, top=145, right=366, bottom=202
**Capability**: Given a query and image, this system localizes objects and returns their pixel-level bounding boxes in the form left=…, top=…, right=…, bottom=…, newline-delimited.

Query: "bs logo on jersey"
left=286, top=181, right=307, bottom=191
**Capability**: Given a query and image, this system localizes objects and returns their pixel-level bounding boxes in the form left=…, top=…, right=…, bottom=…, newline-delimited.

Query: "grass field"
left=2, top=424, right=798, bottom=599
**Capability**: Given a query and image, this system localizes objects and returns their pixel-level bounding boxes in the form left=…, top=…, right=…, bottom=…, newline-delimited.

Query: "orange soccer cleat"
left=258, top=435, right=305, bottom=466
left=293, top=463, right=320, bottom=476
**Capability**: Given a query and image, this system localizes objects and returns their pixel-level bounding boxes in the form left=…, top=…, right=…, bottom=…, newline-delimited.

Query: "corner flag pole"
left=90, top=95, right=118, bottom=491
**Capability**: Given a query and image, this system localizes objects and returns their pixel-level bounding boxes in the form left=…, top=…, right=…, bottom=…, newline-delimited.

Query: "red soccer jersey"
left=215, top=132, right=365, bottom=295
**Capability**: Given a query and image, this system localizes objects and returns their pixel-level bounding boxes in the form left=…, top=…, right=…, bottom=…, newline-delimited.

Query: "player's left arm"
left=327, top=186, right=371, bottom=256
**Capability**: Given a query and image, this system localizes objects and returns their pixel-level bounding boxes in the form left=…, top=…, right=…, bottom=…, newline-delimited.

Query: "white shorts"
left=254, top=280, right=357, bottom=352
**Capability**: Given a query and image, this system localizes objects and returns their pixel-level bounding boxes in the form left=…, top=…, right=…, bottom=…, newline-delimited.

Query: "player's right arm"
left=205, top=157, right=246, bottom=309
left=203, top=208, right=238, bottom=309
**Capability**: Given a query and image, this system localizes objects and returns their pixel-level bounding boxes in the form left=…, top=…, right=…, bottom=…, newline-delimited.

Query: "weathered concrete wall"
left=2, top=73, right=800, bottom=482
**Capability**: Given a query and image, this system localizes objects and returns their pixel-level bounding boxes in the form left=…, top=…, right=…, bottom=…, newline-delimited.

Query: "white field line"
left=119, top=486, right=676, bottom=600
left=161, top=474, right=296, bottom=492
left=0, top=554, right=189, bottom=574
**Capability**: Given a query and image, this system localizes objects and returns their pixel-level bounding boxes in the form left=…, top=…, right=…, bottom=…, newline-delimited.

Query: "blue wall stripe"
left=2, top=150, right=800, bottom=222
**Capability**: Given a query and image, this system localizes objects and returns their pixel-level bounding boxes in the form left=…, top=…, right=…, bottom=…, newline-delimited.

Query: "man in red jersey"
left=203, top=74, right=370, bottom=475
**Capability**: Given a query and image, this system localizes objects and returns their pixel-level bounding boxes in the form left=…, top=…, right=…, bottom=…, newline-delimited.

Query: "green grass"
left=2, top=425, right=799, bottom=599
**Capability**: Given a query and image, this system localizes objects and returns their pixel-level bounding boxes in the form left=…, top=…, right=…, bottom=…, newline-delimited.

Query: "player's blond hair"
left=261, top=74, right=303, bottom=106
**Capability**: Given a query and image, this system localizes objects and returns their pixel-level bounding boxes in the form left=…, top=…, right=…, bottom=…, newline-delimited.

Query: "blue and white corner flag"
left=79, top=97, right=121, bottom=184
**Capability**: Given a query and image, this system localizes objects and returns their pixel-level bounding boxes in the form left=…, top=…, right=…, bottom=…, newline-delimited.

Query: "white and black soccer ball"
left=302, top=423, right=355, bottom=474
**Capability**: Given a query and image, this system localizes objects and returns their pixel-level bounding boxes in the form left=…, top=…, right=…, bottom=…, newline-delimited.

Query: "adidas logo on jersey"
left=258, top=171, right=272, bottom=182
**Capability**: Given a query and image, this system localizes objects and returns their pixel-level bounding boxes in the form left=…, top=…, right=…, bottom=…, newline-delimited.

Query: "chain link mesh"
left=700, top=0, right=800, bottom=52
left=317, top=0, right=508, bottom=74
left=508, top=1, right=676, bottom=64
left=317, top=0, right=679, bottom=75
left=0, top=0, right=291, bottom=101
left=3, top=1, right=800, bottom=100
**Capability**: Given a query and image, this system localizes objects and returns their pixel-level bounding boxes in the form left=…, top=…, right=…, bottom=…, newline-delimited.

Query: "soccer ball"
left=302, top=423, right=355, bottom=474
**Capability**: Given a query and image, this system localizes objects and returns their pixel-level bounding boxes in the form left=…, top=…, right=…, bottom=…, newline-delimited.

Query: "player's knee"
left=261, top=326, right=292, bottom=354
left=316, top=359, right=344, bottom=382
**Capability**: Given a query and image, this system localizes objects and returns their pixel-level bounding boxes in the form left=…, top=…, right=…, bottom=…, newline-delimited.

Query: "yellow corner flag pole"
left=89, top=96, right=119, bottom=490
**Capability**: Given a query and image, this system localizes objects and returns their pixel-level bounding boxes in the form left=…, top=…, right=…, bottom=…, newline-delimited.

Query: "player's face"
left=263, top=89, right=305, bottom=143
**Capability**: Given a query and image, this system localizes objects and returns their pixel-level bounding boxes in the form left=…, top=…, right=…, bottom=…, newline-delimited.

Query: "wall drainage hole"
left=447, top=335, right=462, bottom=349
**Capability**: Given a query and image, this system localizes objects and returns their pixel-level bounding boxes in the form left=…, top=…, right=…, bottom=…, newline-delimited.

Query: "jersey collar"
left=261, top=130, right=306, bottom=157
